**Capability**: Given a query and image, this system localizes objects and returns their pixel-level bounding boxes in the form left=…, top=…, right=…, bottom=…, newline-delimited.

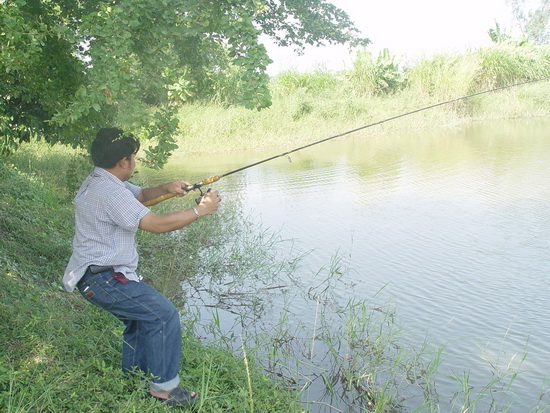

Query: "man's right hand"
left=196, top=190, right=222, bottom=216
left=139, top=190, right=222, bottom=234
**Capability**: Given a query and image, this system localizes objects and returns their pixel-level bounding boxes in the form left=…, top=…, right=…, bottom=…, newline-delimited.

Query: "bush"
left=346, top=48, right=407, bottom=97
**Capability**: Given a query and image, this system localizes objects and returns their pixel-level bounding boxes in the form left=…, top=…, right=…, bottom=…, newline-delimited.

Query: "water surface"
left=143, top=118, right=550, bottom=411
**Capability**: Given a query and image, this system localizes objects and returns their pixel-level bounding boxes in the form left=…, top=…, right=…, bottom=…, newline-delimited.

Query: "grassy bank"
left=175, top=79, right=550, bottom=154
left=0, top=159, right=301, bottom=412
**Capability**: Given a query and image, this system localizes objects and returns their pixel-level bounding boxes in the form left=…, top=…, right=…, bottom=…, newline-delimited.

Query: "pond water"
left=143, top=117, right=550, bottom=412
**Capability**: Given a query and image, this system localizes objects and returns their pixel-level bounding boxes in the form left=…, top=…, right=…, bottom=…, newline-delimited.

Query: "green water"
left=142, top=117, right=550, bottom=411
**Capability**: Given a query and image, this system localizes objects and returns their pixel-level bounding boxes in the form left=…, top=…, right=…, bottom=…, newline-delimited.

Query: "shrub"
left=346, top=48, right=407, bottom=97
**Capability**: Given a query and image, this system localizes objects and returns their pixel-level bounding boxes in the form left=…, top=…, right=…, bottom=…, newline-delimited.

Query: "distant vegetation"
left=274, top=44, right=550, bottom=100
left=174, top=44, right=550, bottom=154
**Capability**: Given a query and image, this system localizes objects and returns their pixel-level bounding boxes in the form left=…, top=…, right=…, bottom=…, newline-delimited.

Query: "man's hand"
left=139, top=189, right=222, bottom=234
left=139, top=180, right=192, bottom=206
left=195, top=190, right=222, bottom=216
left=163, top=180, right=192, bottom=197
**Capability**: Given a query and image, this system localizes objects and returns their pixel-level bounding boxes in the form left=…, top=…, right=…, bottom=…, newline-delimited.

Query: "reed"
left=477, top=44, right=550, bottom=89
left=345, top=49, right=379, bottom=97
left=406, top=52, right=482, bottom=101
left=181, top=242, right=444, bottom=412
left=270, top=68, right=343, bottom=96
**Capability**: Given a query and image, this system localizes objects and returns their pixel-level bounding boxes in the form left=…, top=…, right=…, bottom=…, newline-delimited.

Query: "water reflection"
left=140, top=118, right=550, bottom=411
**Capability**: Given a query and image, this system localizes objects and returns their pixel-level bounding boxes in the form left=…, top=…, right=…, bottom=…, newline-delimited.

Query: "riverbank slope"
left=0, top=161, right=300, bottom=412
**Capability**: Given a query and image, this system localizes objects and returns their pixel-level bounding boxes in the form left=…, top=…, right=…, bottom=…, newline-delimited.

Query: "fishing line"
left=143, top=77, right=549, bottom=207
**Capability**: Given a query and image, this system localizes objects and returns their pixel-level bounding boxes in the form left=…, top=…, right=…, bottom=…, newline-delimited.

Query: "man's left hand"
left=164, top=180, right=192, bottom=197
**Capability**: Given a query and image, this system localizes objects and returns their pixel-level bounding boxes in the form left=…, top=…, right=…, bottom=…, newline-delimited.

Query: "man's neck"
left=103, top=166, right=127, bottom=181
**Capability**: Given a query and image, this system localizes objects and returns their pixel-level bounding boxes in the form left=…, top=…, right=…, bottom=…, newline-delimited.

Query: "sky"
left=263, top=0, right=518, bottom=75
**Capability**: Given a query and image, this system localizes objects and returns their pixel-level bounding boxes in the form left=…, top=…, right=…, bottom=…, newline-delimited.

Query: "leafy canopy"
left=506, top=0, right=550, bottom=44
left=0, top=0, right=369, bottom=167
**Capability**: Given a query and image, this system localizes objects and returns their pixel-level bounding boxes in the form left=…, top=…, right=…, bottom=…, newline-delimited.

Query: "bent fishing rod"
left=143, top=77, right=549, bottom=207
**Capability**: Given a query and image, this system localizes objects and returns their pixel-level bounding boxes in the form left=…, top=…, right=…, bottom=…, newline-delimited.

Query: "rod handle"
left=142, top=192, right=176, bottom=207
left=142, top=175, right=220, bottom=207
left=201, top=175, right=221, bottom=186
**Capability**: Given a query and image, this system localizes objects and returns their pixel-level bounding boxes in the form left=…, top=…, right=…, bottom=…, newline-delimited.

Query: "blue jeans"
left=77, top=268, right=181, bottom=392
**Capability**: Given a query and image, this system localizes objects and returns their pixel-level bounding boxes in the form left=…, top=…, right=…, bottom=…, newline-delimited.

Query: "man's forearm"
left=139, top=207, right=203, bottom=234
left=138, top=184, right=170, bottom=205
left=137, top=180, right=190, bottom=206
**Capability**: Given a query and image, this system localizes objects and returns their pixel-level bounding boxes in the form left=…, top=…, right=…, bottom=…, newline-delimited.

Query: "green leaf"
left=0, top=0, right=370, bottom=167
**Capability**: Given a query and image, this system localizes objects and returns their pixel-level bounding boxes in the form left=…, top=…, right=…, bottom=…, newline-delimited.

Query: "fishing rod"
left=143, top=77, right=549, bottom=207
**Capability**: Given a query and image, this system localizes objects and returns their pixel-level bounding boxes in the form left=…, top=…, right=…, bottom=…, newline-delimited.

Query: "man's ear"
left=115, top=156, right=129, bottom=169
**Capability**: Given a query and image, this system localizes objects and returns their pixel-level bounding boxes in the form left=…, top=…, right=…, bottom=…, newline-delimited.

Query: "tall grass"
left=407, top=52, right=482, bottom=101
left=478, top=44, right=550, bottom=88
left=173, top=44, right=550, bottom=155
left=271, top=68, right=343, bottom=96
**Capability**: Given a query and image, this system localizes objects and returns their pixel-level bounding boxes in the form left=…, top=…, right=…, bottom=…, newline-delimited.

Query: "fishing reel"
left=195, top=187, right=212, bottom=204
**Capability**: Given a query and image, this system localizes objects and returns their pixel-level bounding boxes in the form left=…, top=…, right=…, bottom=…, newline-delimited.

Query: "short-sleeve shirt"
left=63, top=167, right=150, bottom=292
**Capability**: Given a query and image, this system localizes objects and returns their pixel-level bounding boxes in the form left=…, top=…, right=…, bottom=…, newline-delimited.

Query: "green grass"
left=0, top=160, right=300, bottom=412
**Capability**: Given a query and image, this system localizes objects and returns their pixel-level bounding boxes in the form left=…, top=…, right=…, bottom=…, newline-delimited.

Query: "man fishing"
left=63, top=127, right=221, bottom=407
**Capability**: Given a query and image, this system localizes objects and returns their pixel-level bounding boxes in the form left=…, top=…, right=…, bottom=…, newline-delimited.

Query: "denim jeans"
left=77, top=268, right=181, bottom=392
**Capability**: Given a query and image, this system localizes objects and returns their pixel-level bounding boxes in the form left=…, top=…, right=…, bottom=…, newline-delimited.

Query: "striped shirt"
left=63, top=167, right=150, bottom=292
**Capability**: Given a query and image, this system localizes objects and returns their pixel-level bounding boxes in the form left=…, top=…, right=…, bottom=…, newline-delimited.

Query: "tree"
left=488, top=21, right=513, bottom=43
left=0, top=0, right=369, bottom=167
left=506, top=0, right=550, bottom=44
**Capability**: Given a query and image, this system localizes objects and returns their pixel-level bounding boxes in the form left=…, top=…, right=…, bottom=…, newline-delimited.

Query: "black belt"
left=77, top=265, right=113, bottom=290
left=89, top=265, right=113, bottom=274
